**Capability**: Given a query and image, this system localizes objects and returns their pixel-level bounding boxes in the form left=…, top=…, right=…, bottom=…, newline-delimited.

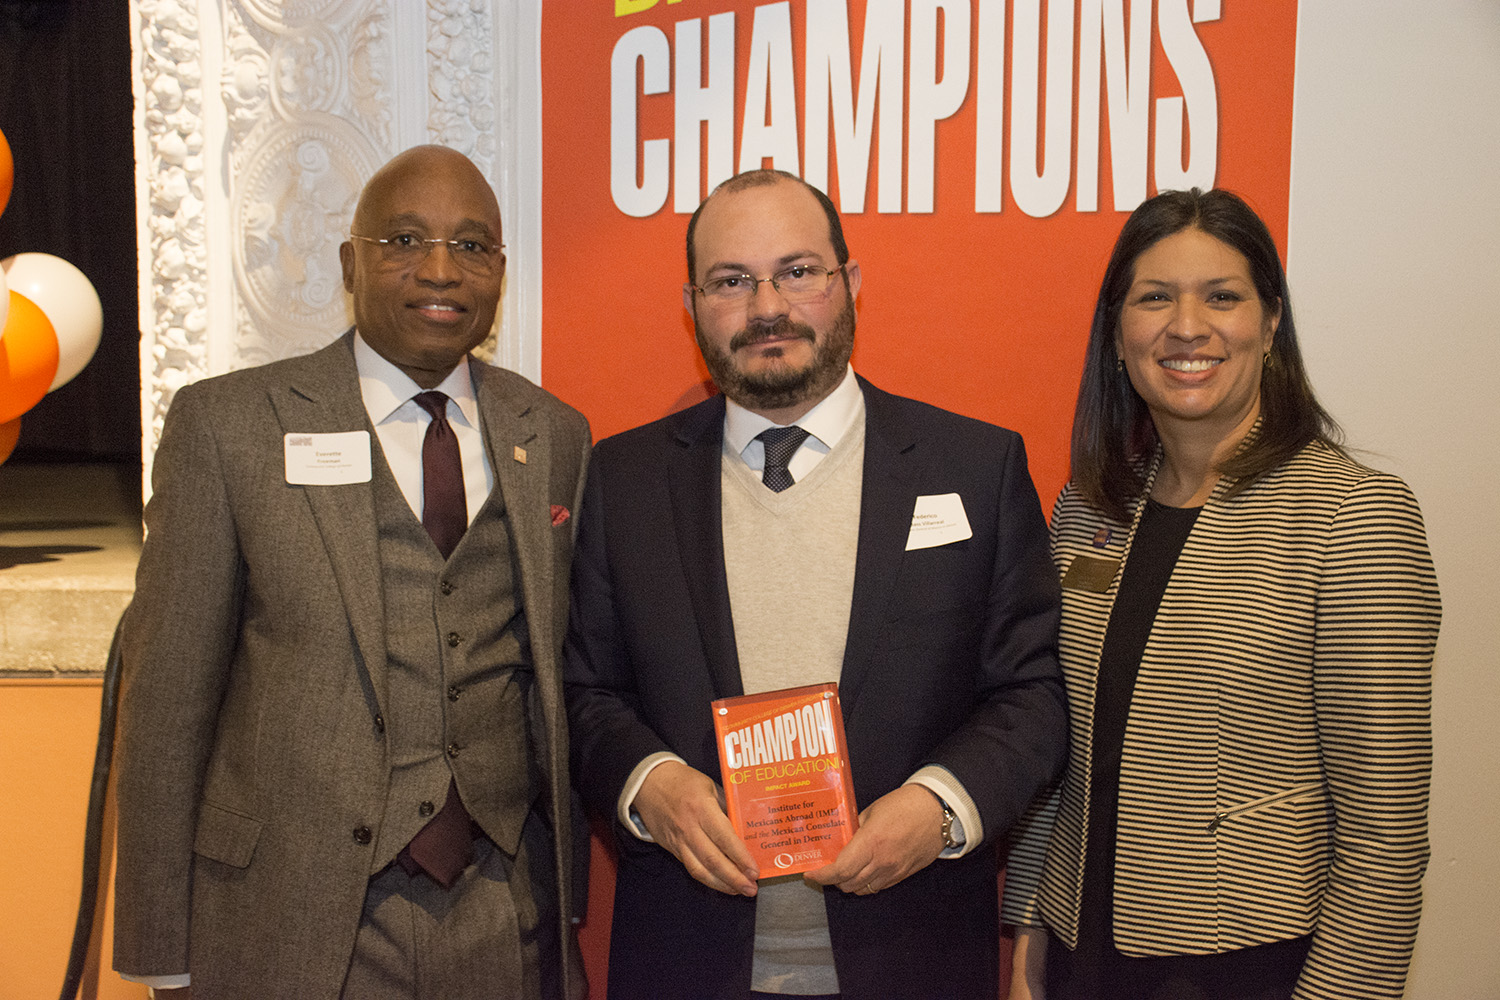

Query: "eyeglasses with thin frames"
left=349, top=233, right=505, bottom=275
left=692, top=263, right=846, bottom=305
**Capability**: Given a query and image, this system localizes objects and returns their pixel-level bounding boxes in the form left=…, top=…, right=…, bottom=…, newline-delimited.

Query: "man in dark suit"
left=113, top=145, right=589, bottom=999
left=564, top=169, right=1067, bottom=1000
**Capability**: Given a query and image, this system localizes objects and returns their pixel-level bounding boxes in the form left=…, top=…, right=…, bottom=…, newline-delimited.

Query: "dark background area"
left=0, top=0, right=139, bottom=465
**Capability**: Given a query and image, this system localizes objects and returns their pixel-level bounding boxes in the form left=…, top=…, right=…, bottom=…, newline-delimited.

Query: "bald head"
left=686, top=169, right=848, bottom=284
left=353, top=145, right=501, bottom=238
left=341, top=145, right=506, bottom=388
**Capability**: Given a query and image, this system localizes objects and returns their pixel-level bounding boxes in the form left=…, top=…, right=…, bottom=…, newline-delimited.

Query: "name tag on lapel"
left=906, top=493, right=973, bottom=551
left=284, top=431, right=372, bottom=486
left=1061, top=554, right=1120, bottom=593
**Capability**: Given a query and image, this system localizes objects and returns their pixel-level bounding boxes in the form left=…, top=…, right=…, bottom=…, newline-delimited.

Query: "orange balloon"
left=0, top=417, right=18, bottom=466
left=0, top=126, right=11, bottom=219
left=0, top=292, right=59, bottom=424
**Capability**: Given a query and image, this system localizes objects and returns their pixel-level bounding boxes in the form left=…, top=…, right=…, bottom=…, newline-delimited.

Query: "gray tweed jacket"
left=112, top=333, right=590, bottom=998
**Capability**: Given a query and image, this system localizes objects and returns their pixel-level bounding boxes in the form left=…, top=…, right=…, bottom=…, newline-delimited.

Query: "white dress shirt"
left=722, top=363, right=865, bottom=481
left=353, top=332, right=493, bottom=523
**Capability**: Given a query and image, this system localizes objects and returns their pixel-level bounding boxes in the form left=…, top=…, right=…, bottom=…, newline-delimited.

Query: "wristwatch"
left=939, top=798, right=960, bottom=850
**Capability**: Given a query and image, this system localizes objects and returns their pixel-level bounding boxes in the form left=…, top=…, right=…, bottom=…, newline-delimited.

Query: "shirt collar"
left=723, top=365, right=863, bottom=457
left=353, top=331, right=480, bottom=429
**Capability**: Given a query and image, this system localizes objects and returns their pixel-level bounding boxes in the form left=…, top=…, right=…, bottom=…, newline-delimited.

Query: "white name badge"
left=284, top=431, right=373, bottom=486
left=905, top=493, right=973, bottom=551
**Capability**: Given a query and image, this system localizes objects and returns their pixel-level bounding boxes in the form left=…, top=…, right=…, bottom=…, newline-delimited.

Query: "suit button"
left=447, top=632, right=462, bottom=647
left=352, top=826, right=372, bottom=845
left=440, top=581, right=454, bottom=596
left=446, top=742, right=461, bottom=759
left=448, top=684, right=460, bottom=702
left=373, top=713, right=385, bottom=734
left=419, top=800, right=435, bottom=817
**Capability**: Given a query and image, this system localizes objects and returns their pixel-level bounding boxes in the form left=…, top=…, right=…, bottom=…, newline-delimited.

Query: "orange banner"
left=541, top=0, right=1296, bottom=504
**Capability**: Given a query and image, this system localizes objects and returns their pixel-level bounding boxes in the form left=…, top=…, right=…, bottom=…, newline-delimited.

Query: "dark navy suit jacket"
left=564, top=377, right=1067, bottom=1000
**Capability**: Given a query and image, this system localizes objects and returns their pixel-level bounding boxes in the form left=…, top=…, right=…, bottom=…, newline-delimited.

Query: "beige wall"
left=1288, top=3, right=1500, bottom=997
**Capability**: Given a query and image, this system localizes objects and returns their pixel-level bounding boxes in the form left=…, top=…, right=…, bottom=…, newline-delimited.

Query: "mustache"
left=729, top=318, right=817, bottom=352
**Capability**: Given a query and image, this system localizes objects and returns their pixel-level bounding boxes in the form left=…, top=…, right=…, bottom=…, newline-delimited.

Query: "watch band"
left=939, top=799, right=960, bottom=850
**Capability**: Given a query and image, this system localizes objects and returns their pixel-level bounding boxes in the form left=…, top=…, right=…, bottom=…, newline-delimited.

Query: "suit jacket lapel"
left=266, top=333, right=388, bottom=703
left=473, top=360, right=552, bottom=660
left=667, top=396, right=744, bottom=699
left=840, top=379, right=922, bottom=709
left=473, top=360, right=575, bottom=847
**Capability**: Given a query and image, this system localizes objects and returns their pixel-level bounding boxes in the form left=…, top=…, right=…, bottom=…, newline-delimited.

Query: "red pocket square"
left=550, top=504, right=570, bottom=527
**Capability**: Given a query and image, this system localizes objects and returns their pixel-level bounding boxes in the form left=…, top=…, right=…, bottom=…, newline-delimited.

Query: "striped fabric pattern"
left=1002, top=441, right=1441, bottom=1000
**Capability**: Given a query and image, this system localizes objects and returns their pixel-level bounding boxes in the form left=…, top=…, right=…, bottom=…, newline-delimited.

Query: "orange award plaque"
left=712, top=682, right=858, bottom=877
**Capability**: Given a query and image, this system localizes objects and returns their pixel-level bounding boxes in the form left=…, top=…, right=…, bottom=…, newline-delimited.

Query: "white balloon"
left=0, top=264, right=8, bottom=341
left=0, top=252, right=102, bottom=391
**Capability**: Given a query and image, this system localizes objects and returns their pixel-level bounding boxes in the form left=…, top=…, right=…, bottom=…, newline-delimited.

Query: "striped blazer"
left=1001, top=441, right=1440, bottom=1000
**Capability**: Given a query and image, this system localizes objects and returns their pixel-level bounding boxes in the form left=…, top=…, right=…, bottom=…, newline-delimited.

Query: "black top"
left=1048, top=499, right=1310, bottom=1000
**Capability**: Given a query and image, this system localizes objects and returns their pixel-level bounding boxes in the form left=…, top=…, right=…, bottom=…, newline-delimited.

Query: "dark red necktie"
left=399, top=391, right=474, bottom=888
left=401, top=777, right=474, bottom=889
left=412, top=390, right=467, bottom=559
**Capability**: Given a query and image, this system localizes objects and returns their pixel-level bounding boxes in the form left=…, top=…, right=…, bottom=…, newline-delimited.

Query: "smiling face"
left=340, top=146, right=505, bottom=388
left=684, top=178, right=861, bottom=422
left=1116, top=226, right=1281, bottom=448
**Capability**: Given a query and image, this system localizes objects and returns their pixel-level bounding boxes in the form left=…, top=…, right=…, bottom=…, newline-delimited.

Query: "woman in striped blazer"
left=1003, top=189, right=1440, bottom=1000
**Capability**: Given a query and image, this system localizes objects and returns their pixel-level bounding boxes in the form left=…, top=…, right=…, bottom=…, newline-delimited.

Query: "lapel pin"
left=514, top=445, right=527, bottom=464
left=1092, top=527, right=1113, bottom=548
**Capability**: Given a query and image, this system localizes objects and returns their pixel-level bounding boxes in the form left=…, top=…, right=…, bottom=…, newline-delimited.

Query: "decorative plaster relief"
left=223, top=0, right=389, bottom=370
left=137, top=0, right=211, bottom=447
left=232, top=120, right=382, bottom=367
left=138, top=0, right=533, bottom=461
left=428, top=0, right=495, bottom=173
left=237, top=0, right=365, bottom=33
left=346, top=10, right=396, bottom=150
left=269, top=24, right=345, bottom=118
left=223, top=17, right=270, bottom=139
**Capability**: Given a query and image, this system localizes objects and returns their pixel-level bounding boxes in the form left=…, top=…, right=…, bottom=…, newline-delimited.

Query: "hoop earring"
left=1262, top=350, right=1273, bottom=368
left=1116, top=357, right=1124, bottom=373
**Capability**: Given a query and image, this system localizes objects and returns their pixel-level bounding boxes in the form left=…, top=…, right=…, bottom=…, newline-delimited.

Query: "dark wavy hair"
left=685, top=169, right=849, bottom=283
left=1071, top=188, right=1343, bottom=522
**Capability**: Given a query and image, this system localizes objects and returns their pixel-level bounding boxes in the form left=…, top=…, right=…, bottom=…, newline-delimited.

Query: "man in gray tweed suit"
left=112, top=145, right=589, bottom=999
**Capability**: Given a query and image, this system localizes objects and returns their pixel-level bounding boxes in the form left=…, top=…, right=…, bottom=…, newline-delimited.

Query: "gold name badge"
left=1061, top=554, right=1120, bottom=593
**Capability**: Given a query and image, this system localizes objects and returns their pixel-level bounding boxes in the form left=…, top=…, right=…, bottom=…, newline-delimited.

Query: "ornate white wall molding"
left=133, top=0, right=212, bottom=472
left=131, top=0, right=542, bottom=487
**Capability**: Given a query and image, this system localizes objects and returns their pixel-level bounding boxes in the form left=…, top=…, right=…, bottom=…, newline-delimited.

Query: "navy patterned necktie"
left=758, top=425, right=810, bottom=493
left=412, top=391, right=467, bottom=558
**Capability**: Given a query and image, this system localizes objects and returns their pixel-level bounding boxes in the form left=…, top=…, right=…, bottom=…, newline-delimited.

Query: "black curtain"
left=0, top=0, right=138, bottom=463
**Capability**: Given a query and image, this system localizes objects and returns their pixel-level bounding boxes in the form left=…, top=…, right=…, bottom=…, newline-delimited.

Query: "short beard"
left=696, top=297, right=856, bottom=413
